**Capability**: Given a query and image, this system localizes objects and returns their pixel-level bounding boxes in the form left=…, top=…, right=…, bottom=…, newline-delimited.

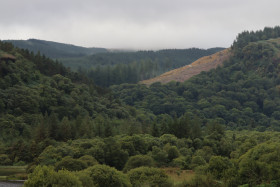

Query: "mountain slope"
left=4, top=39, right=108, bottom=58
left=141, top=48, right=231, bottom=85
left=112, top=27, right=280, bottom=130
left=76, top=48, right=225, bottom=87
left=0, top=41, right=148, bottom=145
left=58, top=47, right=225, bottom=71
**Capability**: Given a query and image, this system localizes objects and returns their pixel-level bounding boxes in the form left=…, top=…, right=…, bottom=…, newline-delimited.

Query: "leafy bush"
left=24, top=165, right=82, bottom=187
left=86, top=164, right=131, bottom=187
left=208, top=156, right=233, bottom=179
left=123, top=155, right=154, bottom=172
left=78, top=155, right=98, bottom=167
left=0, top=154, right=12, bottom=165
left=190, top=156, right=206, bottom=169
left=54, top=156, right=87, bottom=171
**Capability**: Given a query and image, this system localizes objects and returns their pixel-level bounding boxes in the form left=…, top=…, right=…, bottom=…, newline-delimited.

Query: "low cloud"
left=1, top=0, right=280, bottom=49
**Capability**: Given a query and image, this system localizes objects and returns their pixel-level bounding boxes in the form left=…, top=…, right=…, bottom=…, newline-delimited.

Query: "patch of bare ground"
left=141, top=48, right=231, bottom=85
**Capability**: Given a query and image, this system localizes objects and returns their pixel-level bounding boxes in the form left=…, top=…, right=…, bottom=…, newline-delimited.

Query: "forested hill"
left=112, top=26, right=280, bottom=131
left=2, top=27, right=280, bottom=187
left=0, top=40, right=152, bottom=145
left=7, top=39, right=225, bottom=87
left=63, top=47, right=225, bottom=70
left=4, top=39, right=108, bottom=58
left=79, top=47, right=225, bottom=87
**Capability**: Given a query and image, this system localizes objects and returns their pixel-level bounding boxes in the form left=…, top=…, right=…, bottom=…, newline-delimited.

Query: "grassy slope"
left=141, top=48, right=231, bottom=85
left=163, top=168, right=195, bottom=185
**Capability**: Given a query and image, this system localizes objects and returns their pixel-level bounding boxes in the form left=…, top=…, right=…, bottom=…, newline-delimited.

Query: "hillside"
left=4, top=39, right=108, bottom=58
left=6, top=39, right=225, bottom=87
left=3, top=27, right=280, bottom=187
left=81, top=48, right=225, bottom=87
left=141, top=48, right=231, bottom=85
left=59, top=47, right=225, bottom=69
left=0, top=40, right=154, bottom=146
left=112, top=27, right=280, bottom=130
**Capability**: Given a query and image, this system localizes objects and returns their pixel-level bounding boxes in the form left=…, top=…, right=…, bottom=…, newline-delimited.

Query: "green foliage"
left=0, top=154, right=12, bottom=165
left=76, top=170, right=96, bottom=187
left=238, top=142, right=280, bottom=186
left=54, top=156, right=87, bottom=171
left=190, top=156, right=207, bottom=169
left=3, top=27, right=280, bottom=187
left=123, top=155, right=154, bottom=172
left=49, top=169, right=83, bottom=187
left=103, top=137, right=129, bottom=170
left=127, top=166, right=171, bottom=187
left=86, top=164, right=132, bottom=187
left=24, top=165, right=82, bottom=187
left=37, top=145, right=63, bottom=166
left=232, top=26, right=280, bottom=57
left=164, top=143, right=180, bottom=162
left=150, top=146, right=168, bottom=166
left=0, top=40, right=161, bottom=166
left=208, top=156, right=233, bottom=179
left=78, top=155, right=98, bottom=167
left=112, top=31, right=280, bottom=132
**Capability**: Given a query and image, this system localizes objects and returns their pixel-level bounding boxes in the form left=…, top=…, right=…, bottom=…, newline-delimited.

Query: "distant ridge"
left=4, top=39, right=108, bottom=58
left=140, top=48, right=231, bottom=85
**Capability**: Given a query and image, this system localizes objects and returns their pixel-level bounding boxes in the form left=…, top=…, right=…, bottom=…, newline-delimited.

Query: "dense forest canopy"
left=1, top=26, right=280, bottom=186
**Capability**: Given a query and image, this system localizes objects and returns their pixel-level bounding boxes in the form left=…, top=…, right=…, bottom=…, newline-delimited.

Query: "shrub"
left=86, top=164, right=131, bottom=187
left=76, top=170, right=95, bottom=187
left=78, top=155, right=98, bottom=167
left=190, top=156, right=206, bottom=169
left=208, top=156, right=233, bottom=179
left=0, top=154, right=12, bottom=165
left=55, top=156, right=87, bottom=171
left=24, top=165, right=82, bottom=187
left=123, top=155, right=154, bottom=172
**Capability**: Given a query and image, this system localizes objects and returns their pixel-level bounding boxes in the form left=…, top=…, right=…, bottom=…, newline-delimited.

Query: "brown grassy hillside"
left=140, top=48, right=231, bottom=85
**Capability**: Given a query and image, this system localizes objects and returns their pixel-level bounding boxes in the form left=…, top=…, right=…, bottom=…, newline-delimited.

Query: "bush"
left=50, top=169, right=82, bottom=187
left=0, top=154, right=12, bottom=165
left=164, top=144, right=180, bottom=162
left=76, top=170, right=95, bottom=187
left=55, top=156, right=87, bottom=171
left=128, top=166, right=172, bottom=187
left=190, top=156, right=206, bottom=169
left=78, top=155, right=98, bottom=167
left=86, top=164, right=131, bottom=187
left=172, top=156, right=192, bottom=169
left=208, top=156, right=233, bottom=179
left=123, top=155, right=154, bottom=172
left=24, top=165, right=82, bottom=187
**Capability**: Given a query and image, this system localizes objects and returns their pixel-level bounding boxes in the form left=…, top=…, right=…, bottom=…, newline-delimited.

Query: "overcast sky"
left=1, top=0, right=279, bottom=50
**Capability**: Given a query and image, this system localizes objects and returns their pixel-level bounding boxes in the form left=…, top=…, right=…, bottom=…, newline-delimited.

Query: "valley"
left=1, top=26, right=280, bottom=186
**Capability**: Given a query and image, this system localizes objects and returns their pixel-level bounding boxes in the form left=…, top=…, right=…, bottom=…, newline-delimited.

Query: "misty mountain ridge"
left=4, top=39, right=108, bottom=59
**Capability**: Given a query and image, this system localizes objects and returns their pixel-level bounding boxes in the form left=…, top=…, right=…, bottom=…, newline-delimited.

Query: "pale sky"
left=1, top=0, right=279, bottom=50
